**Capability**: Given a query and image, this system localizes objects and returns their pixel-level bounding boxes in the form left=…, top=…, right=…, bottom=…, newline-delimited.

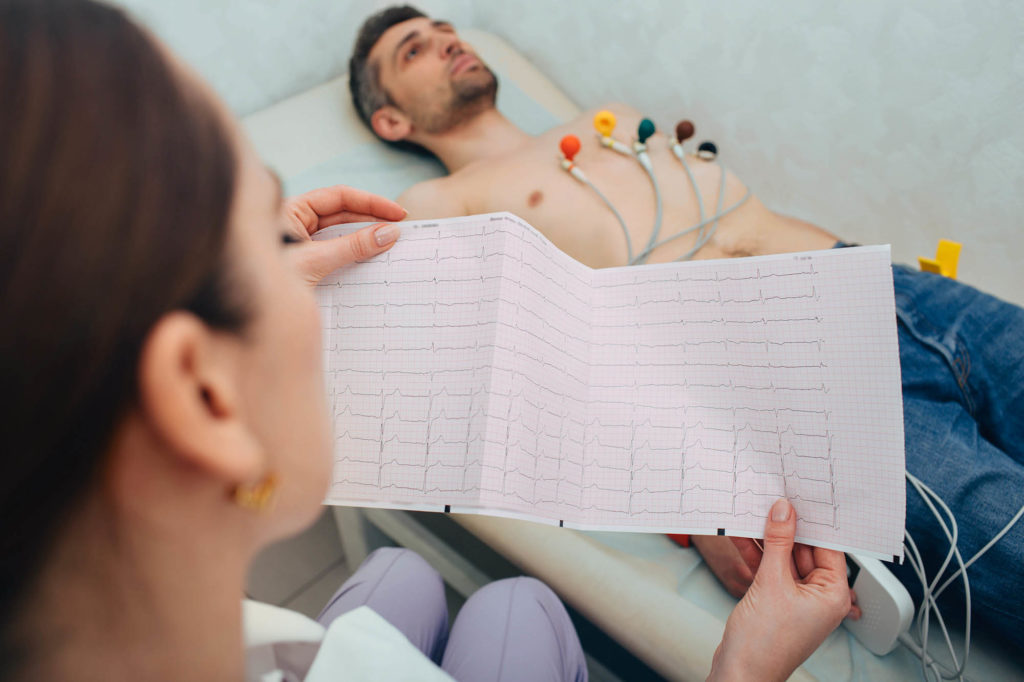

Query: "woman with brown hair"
left=0, top=1, right=853, bottom=680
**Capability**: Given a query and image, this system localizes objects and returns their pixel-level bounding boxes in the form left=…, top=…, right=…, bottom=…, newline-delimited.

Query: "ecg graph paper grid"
left=316, top=213, right=905, bottom=560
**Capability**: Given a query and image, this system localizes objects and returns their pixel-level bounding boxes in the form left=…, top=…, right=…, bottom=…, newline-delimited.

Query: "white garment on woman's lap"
left=242, top=600, right=454, bottom=682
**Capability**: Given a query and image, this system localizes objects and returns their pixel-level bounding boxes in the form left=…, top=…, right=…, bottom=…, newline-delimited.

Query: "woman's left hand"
left=707, top=498, right=856, bottom=682
left=284, top=185, right=407, bottom=285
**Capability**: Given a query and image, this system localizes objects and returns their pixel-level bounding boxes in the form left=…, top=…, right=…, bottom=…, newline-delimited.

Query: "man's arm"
left=692, top=535, right=756, bottom=598
left=397, top=177, right=468, bottom=220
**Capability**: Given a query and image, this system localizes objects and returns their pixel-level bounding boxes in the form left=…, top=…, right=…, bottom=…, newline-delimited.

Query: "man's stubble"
left=410, top=65, right=499, bottom=135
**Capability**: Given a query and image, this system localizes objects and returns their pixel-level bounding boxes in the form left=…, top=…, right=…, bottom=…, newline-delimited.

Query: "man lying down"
left=348, top=6, right=1024, bottom=649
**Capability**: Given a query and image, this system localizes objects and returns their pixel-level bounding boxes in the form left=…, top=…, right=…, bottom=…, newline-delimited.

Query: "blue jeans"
left=887, top=263, right=1024, bottom=648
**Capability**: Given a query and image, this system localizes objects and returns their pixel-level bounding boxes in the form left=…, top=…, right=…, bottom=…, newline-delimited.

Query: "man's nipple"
left=527, top=190, right=543, bottom=208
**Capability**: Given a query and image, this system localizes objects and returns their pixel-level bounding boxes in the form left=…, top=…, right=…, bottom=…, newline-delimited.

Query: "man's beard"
left=414, top=66, right=499, bottom=135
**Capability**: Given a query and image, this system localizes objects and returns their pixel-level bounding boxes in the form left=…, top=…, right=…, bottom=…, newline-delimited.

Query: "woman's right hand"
left=283, top=184, right=406, bottom=286
left=707, top=499, right=854, bottom=682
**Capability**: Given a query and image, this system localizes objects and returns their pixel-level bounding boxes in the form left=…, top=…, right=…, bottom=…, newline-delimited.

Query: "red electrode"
left=560, top=134, right=581, bottom=162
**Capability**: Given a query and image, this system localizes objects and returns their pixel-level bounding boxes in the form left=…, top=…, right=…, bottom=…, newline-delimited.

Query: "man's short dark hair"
left=348, top=5, right=425, bottom=132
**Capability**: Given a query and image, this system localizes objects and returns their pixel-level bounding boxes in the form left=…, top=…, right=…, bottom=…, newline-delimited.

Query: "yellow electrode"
left=594, top=110, right=616, bottom=137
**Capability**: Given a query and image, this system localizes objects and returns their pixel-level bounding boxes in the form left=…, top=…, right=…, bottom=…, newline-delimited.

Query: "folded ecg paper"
left=315, top=213, right=906, bottom=560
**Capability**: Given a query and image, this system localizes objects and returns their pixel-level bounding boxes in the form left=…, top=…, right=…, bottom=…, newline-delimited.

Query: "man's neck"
left=420, top=108, right=532, bottom=173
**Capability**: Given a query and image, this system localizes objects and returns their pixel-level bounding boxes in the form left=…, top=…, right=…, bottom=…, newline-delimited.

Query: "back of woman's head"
left=0, top=0, right=245, bottom=667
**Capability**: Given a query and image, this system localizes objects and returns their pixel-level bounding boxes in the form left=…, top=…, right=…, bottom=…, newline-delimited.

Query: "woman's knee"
left=358, top=548, right=445, bottom=609
left=499, top=576, right=560, bottom=608
left=364, top=547, right=442, bottom=585
left=463, top=576, right=549, bottom=610
left=459, top=576, right=574, bottom=636
left=319, top=547, right=450, bottom=661
left=319, top=547, right=445, bottom=625
left=445, top=577, right=586, bottom=681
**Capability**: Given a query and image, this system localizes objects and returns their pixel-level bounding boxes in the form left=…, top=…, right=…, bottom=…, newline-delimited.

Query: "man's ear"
left=371, top=105, right=413, bottom=142
left=136, top=311, right=263, bottom=484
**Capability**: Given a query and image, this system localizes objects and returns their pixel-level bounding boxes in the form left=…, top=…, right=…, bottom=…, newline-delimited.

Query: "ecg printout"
left=316, top=213, right=906, bottom=560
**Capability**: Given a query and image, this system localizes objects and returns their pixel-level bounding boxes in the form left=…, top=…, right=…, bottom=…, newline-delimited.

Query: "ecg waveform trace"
left=315, top=213, right=905, bottom=559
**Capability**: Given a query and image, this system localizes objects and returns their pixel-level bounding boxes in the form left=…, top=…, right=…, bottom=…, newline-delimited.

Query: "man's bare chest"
left=456, top=134, right=726, bottom=267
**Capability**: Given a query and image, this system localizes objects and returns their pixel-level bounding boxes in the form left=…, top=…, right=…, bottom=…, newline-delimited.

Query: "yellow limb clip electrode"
left=918, top=239, right=962, bottom=279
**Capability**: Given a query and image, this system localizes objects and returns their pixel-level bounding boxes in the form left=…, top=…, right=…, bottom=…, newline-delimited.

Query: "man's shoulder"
left=397, top=175, right=467, bottom=219
left=400, top=175, right=453, bottom=197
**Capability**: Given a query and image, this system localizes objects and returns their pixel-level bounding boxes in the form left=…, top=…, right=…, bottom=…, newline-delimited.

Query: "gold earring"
left=233, top=473, right=279, bottom=512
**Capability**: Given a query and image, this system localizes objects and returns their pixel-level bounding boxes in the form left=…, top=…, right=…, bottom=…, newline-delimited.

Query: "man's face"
left=369, top=17, right=497, bottom=136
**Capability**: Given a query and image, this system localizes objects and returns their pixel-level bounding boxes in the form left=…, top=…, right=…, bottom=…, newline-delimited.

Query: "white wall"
left=116, top=0, right=1023, bottom=304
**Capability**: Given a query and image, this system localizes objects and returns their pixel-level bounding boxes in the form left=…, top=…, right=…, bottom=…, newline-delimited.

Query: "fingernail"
left=374, top=224, right=400, bottom=247
left=771, top=498, right=791, bottom=522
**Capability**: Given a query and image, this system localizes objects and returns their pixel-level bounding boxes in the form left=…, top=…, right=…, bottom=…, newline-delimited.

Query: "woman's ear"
left=371, top=105, right=413, bottom=142
left=136, top=311, right=263, bottom=484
